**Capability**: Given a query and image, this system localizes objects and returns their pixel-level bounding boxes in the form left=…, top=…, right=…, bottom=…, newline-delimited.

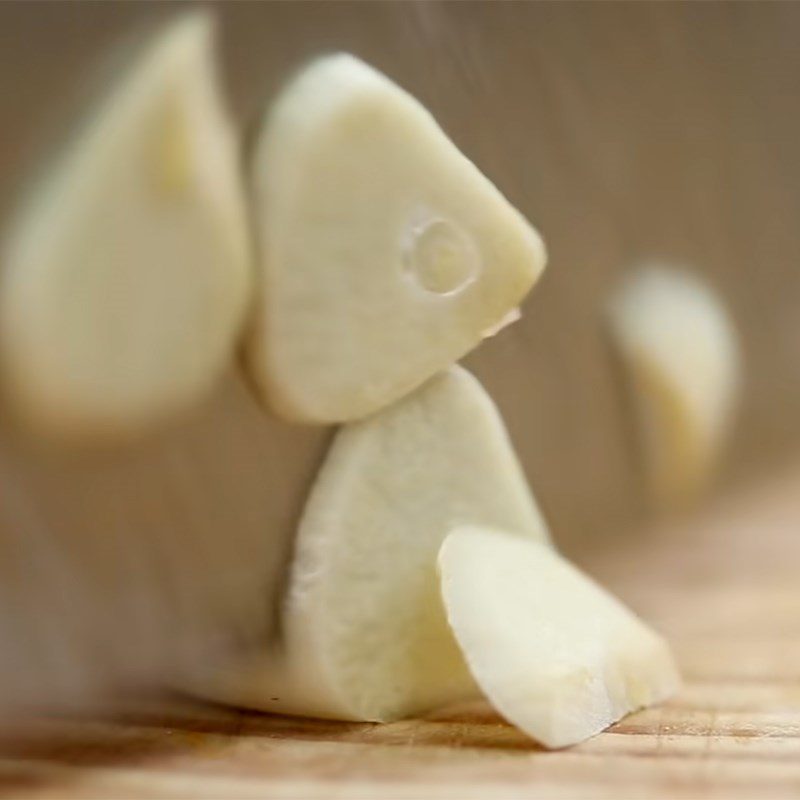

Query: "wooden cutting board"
left=0, top=463, right=797, bottom=800
left=0, top=5, right=798, bottom=797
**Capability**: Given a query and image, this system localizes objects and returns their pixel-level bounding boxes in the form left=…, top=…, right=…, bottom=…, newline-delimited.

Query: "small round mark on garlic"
left=402, top=214, right=480, bottom=296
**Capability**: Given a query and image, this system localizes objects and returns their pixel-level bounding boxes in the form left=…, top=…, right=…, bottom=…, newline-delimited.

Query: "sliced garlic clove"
left=438, top=526, right=680, bottom=749
left=191, top=366, right=550, bottom=721
left=247, top=54, right=546, bottom=424
left=609, top=265, right=740, bottom=508
left=0, top=12, right=251, bottom=441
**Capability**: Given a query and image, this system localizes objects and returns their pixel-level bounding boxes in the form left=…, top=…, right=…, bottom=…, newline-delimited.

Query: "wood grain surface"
left=0, top=463, right=797, bottom=800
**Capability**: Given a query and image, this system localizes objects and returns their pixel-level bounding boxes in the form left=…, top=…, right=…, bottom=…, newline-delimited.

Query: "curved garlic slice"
left=0, top=13, right=250, bottom=441
left=438, top=526, right=680, bottom=749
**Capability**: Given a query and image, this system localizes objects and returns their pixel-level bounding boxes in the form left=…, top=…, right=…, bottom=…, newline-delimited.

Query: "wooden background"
left=1, top=1, right=800, bottom=550
left=0, top=3, right=799, bottom=796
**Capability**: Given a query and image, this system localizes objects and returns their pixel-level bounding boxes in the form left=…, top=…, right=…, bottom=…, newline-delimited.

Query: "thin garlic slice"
left=0, top=13, right=250, bottom=441
left=439, top=526, right=680, bottom=749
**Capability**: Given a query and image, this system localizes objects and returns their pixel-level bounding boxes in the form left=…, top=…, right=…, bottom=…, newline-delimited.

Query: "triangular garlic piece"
left=609, top=266, right=740, bottom=507
left=246, top=54, right=546, bottom=423
left=438, top=526, right=680, bottom=749
left=193, top=366, right=549, bottom=721
left=0, top=13, right=250, bottom=440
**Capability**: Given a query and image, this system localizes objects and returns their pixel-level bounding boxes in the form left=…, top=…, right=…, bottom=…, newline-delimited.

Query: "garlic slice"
left=439, top=526, right=680, bottom=748
left=247, top=54, right=546, bottom=423
left=609, top=265, right=740, bottom=507
left=192, top=367, right=549, bottom=721
left=0, top=13, right=250, bottom=440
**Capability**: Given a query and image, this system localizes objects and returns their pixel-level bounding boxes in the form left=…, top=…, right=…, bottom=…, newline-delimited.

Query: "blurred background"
left=3, top=1, right=798, bottom=551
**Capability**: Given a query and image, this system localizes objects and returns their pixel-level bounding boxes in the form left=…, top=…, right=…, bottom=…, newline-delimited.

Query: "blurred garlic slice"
left=0, top=13, right=250, bottom=441
left=438, top=526, right=680, bottom=749
left=247, top=53, right=546, bottom=424
left=609, top=265, right=740, bottom=508
left=191, top=366, right=550, bottom=721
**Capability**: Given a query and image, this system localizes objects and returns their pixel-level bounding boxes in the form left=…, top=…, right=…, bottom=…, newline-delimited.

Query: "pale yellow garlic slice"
left=0, top=13, right=250, bottom=441
left=438, top=526, right=680, bottom=749
left=193, top=366, right=550, bottom=721
left=609, top=266, right=740, bottom=507
left=246, top=53, right=546, bottom=423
